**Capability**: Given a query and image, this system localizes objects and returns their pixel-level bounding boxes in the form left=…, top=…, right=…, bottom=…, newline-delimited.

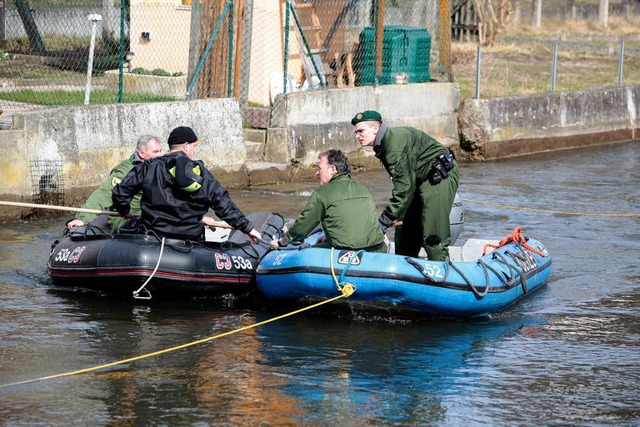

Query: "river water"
left=0, top=141, right=638, bottom=426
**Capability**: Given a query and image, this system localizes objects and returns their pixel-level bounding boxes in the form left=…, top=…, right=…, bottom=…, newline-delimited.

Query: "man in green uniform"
left=66, top=135, right=164, bottom=231
left=351, top=110, right=459, bottom=261
left=274, top=149, right=386, bottom=252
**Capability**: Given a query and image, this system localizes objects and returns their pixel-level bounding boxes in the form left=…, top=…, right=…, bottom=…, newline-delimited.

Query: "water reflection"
left=0, top=141, right=638, bottom=425
left=253, top=313, right=544, bottom=424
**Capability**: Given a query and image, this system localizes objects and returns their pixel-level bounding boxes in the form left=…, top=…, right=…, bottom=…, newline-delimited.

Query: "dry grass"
left=452, top=16, right=640, bottom=99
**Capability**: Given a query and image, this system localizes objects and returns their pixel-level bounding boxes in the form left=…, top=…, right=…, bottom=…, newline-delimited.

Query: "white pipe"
left=85, top=14, right=103, bottom=105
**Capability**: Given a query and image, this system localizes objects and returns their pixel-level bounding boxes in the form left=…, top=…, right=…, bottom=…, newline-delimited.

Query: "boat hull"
left=256, top=238, right=552, bottom=319
left=48, top=212, right=284, bottom=298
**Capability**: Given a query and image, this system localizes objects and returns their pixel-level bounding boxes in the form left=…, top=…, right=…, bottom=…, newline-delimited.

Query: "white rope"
left=133, top=237, right=165, bottom=300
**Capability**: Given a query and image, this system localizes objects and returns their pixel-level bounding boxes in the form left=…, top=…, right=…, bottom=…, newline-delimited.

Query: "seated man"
left=274, top=149, right=386, bottom=253
left=67, top=135, right=164, bottom=231
left=112, top=126, right=262, bottom=242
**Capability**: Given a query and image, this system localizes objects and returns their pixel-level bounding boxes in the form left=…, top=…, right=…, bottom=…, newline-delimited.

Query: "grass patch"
left=0, top=89, right=175, bottom=106
left=452, top=16, right=640, bottom=99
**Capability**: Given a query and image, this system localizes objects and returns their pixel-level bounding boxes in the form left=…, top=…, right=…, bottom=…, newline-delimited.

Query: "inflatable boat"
left=256, top=227, right=552, bottom=319
left=48, top=212, right=284, bottom=299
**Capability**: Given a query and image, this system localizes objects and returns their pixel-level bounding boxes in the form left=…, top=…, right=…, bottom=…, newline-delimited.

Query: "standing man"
left=274, top=149, right=386, bottom=252
left=67, top=134, right=164, bottom=230
left=112, top=126, right=262, bottom=242
left=351, top=110, right=459, bottom=261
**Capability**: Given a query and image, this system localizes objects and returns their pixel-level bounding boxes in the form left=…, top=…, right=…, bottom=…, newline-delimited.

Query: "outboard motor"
left=449, top=192, right=464, bottom=245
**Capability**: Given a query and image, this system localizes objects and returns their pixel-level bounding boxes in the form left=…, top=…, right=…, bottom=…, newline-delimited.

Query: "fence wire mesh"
left=30, top=159, right=65, bottom=205
left=0, top=0, right=449, bottom=127
left=0, top=1, right=638, bottom=128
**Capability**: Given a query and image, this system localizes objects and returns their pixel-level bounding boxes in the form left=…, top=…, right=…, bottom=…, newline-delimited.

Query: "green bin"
left=355, top=25, right=431, bottom=86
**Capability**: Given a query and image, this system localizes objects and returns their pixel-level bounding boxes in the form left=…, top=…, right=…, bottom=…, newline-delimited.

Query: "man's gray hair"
left=137, top=134, right=161, bottom=150
left=319, top=149, right=351, bottom=174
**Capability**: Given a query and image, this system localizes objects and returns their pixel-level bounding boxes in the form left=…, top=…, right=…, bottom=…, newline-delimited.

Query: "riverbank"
left=0, top=83, right=638, bottom=222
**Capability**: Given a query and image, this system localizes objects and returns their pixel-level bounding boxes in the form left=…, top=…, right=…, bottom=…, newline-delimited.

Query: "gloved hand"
left=378, top=212, right=395, bottom=233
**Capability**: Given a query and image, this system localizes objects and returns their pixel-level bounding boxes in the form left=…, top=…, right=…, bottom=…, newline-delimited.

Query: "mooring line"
left=460, top=197, right=640, bottom=217
left=0, top=289, right=353, bottom=389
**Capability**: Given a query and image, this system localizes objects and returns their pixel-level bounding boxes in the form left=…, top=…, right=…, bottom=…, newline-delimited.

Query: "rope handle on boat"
left=483, top=226, right=548, bottom=257
left=132, top=237, right=166, bottom=300
left=329, top=247, right=357, bottom=297
left=405, top=243, right=536, bottom=300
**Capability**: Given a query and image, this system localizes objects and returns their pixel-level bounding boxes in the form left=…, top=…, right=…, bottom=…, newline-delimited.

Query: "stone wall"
left=0, top=98, right=244, bottom=199
left=457, top=86, right=639, bottom=160
left=267, top=83, right=461, bottom=165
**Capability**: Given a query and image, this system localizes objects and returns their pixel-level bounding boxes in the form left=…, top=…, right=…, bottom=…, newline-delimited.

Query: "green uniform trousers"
left=394, top=165, right=459, bottom=261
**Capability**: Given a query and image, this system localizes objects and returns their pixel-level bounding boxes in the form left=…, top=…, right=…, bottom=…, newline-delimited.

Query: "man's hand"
left=122, top=210, right=135, bottom=219
left=247, top=228, right=263, bottom=244
left=201, top=216, right=217, bottom=227
left=271, top=236, right=288, bottom=248
left=378, top=212, right=395, bottom=233
left=67, top=219, right=85, bottom=229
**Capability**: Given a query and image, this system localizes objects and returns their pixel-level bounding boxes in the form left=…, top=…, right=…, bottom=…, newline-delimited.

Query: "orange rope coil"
left=483, top=226, right=547, bottom=257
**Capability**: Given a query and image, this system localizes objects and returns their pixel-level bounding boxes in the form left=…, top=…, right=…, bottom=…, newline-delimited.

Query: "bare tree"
left=473, top=0, right=516, bottom=46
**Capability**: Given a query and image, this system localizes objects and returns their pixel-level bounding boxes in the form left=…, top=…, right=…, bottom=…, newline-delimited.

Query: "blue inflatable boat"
left=256, top=228, right=552, bottom=319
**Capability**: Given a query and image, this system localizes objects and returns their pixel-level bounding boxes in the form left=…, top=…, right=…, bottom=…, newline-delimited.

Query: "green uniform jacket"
left=75, top=154, right=142, bottom=230
left=375, top=126, right=452, bottom=222
left=285, top=172, right=384, bottom=249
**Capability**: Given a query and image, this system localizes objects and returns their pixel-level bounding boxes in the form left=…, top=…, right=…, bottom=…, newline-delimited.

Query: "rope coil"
left=483, top=226, right=547, bottom=257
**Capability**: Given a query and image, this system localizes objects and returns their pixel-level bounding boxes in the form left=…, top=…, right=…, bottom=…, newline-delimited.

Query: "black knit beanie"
left=167, top=126, right=198, bottom=146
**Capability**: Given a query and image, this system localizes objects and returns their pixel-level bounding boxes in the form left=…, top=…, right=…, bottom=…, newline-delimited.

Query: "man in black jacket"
left=112, top=126, right=262, bottom=242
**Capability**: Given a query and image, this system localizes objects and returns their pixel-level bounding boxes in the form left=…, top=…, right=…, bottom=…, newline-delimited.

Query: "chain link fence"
left=0, top=0, right=449, bottom=129
left=4, top=1, right=635, bottom=129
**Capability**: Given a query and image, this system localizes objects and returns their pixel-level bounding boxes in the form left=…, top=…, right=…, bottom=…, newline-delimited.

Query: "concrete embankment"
left=0, top=83, right=638, bottom=221
left=457, top=86, right=639, bottom=160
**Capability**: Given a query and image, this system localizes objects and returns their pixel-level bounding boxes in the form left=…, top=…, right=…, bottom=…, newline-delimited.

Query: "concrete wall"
left=267, top=82, right=461, bottom=164
left=457, top=86, right=639, bottom=160
left=0, top=98, right=244, bottom=198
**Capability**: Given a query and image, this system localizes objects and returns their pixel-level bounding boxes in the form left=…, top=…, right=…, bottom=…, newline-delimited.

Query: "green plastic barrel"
left=355, top=25, right=431, bottom=86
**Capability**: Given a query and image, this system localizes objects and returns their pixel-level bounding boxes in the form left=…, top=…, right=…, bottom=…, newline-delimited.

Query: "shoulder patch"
left=111, top=177, right=122, bottom=187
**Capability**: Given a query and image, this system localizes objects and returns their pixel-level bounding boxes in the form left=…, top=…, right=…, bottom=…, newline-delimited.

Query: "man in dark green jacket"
left=352, top=110, right=459, bottom=261
left=274, top=149, right=386, bottom=252
left=66, top=135, right=164, bottom=231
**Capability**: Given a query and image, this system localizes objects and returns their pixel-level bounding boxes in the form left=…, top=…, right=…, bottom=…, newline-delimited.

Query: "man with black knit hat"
left=112, top=126, right=262, bottom=242
left=351, top=110, right=459, bottom=261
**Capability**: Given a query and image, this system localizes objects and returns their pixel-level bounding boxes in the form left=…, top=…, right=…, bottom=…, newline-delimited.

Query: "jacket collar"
left=373, top=123, right=388, bottom=156
left=329, top=171, right=350, bottom=183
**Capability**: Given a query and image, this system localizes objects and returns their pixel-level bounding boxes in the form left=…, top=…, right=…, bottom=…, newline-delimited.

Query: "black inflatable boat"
left=47, top=212, right=284, bottom=299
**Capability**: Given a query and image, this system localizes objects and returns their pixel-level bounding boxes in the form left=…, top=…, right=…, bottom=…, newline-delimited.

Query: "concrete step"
left=243, top=128, right=266, bottom=143
left=245, top=161, right=290, bottom=186
left=245, top=141, right=264, bottom=161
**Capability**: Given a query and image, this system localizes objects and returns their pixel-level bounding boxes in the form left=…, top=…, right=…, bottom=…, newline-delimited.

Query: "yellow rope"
left=330, top=247, right=356, bottom=297
left=0, top=291, right=353, bottom=389
left=460, top=197, right=640, bottom=217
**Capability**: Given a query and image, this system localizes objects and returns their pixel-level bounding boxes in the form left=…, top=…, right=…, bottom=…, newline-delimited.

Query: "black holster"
left=426, top=152, right=455, bottom=185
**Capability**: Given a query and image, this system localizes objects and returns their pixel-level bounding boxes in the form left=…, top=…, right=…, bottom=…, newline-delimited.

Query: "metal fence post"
left=551, top=42, right=558, bottom=92
left=227, top=0, right=234, bottom=97
left=85, top=14, right=102, bottom=105
left=618, top=37, right=625, bottom=86
left=239, top=0, right=253, bottom=110
left=475, top=45, right=481, bottom=99
left=0, top=0, right=5, bottom=48
left=118, top=0, right=125, bottom=103
left=283, top=0, right=290, bottom=94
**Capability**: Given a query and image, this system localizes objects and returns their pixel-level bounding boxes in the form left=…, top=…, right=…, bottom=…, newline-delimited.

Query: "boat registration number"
left=214, top=253, right=253, bottom=270
left=54, top=246, right=87, bottom=264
